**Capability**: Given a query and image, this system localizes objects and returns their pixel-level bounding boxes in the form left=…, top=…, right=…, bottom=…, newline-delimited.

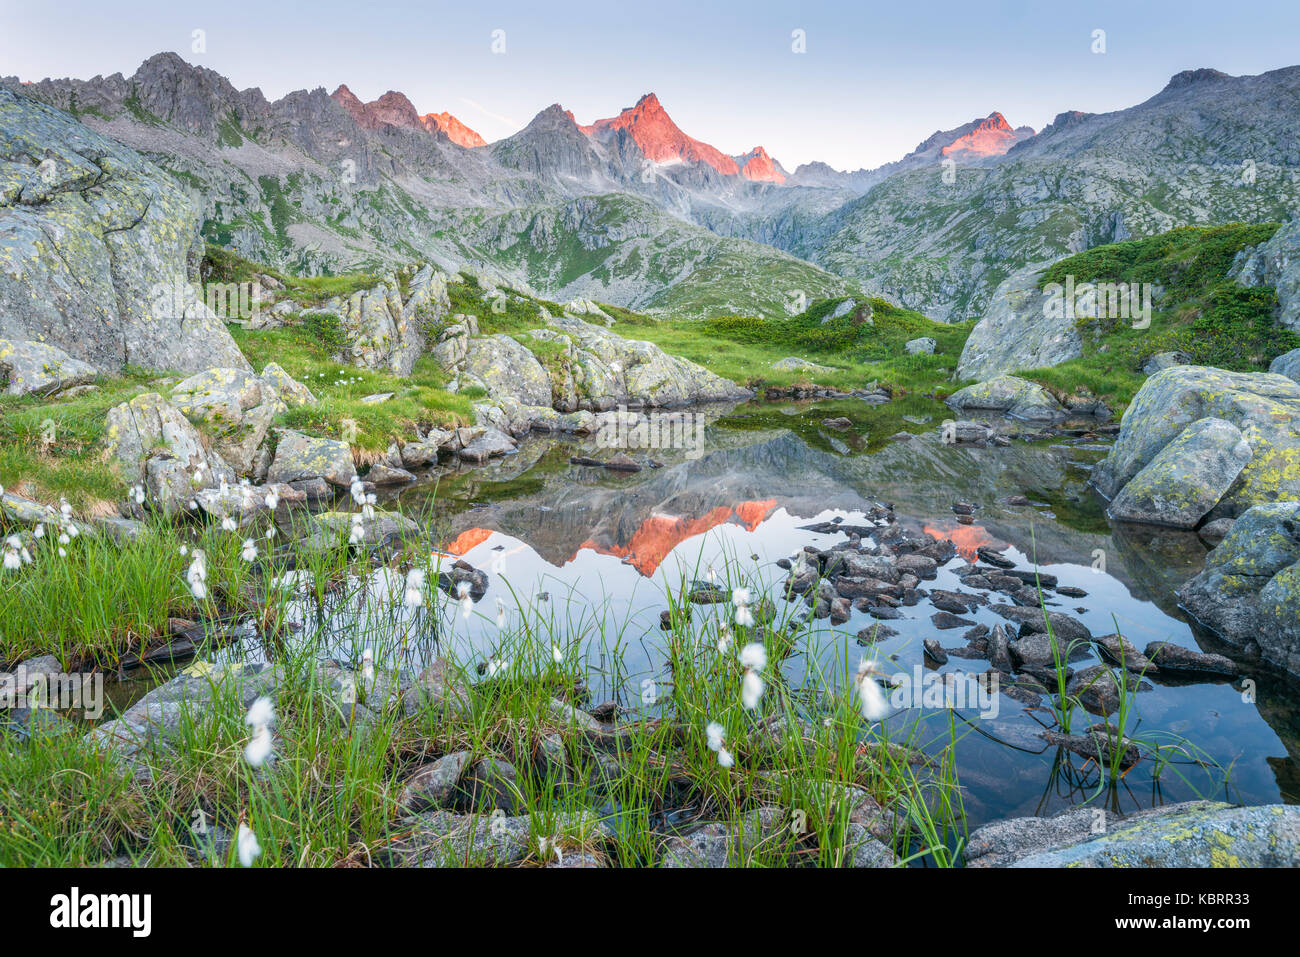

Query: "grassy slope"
left=1020, top=223, right=1298, bottom=407
left=610, top=297, right=972, bottom=395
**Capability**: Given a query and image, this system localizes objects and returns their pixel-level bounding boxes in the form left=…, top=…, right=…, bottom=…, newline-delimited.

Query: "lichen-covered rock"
left=0, top=86, right=248, bottom=375
left=946, top=375, right=1066, bottom=421
left=449, top=317, right=750, bottom=416
left=1093, top=366, right=1300, bottom=517
left=103, top=392, right=234, bottom=512
left=1178, top=501, right=1300, bottom=677
left=904, top=336, right=936, bottom=355
left=1142, top=351, right=1191, bottom=374
left=772, top=356, right=837, bottom=374
left=0, top=490, right=58, bottom=525
left=456, top=427, right=516, bottom=463
left=1107, top=417, right=1253, bottom=528
left=1270, top=347, right=1300, bottom=383
left=1230, top=217, right=1300, bottom=333
left=169, top=367, right=291, bottom=476
left=0, top=338, right=96, bottom=395
left=265, top=430, right=356, bottom=487
left=326, top=265, right=448, bottom=375
left=546, top=315, right=750, bottom=410
left=956, top=267, right=1081, bottom=380
left=260, top=362, right=317, bottom=407
left=1010, top=802, right=1300, bottom=867
left=459, top=334, right=553, bottom=406
left=308, top=509, right=419, bottom=545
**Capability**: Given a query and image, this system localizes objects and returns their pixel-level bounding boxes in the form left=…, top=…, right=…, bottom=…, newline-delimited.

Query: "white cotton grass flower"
left=739, top=642, right=766, bottom=674
left=64, top=523, right=77, bottom=539
left=486, top=657, right=505, bottom=677
left=855, top=658, right=891, bottom=722
left=243, top=723, right=272, bottom=766
left=706, top=721, right=725, bottom=752
left=264, top=525, right=275, bottom=540
left=495, top=598, right=506, bottom=629
left=58, top=532, right=70, bottom=546
left=186, top=550, right=208, bottom=601
left=237, top=823, right=261, bottom=867
left=243, top=696, right=275, bottom=767
left=460, top=594, right=473, bottom=619
left=264, top=490, right=279, bottom=510
left=221, top=516, right=237, bottom=532
left=33, top=524, right=44, bottom=540
left=717, top=747, right=734, bottom=769
left=456, top=580, right=470, bottom=599
left=2, top=549, right=19, bottom=571
left=361, top=647, right=375, bottom=686
left=716, top=624, right=732, bottom=655
left=245, top=696, right=274, bottom=730
left=741, top=669, right=765, bottom=710
left=130, top=484, right=145, bottom=505
left=241, top=539, right=258, bottom=562
left=552, top=644, right=563, bottom=665
left=732, top=587, right=751, bottom=606
left=58, top=546, right=67, bottom=557
left=403, top=568, right=425, bottom=607
left=179, top=544, right=188, bottom=556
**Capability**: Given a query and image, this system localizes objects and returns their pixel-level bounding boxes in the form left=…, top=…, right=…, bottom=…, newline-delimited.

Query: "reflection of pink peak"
left=575, top=499, right=779, bottom=576
left=923, top=522, right=998, bottom=561
left=578, top=93, right=741, bottom=176
left=444, top=527, right=494, bottom=555
left=939, top=112, right=1027, bottom=158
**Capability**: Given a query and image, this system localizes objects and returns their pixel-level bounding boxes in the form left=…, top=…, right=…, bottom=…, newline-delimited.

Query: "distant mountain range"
left=7, top=54, right=1298, bottom=320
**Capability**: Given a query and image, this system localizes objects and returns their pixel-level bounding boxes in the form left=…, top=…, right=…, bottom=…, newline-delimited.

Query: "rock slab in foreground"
left=1011, top=802, right=1300, bottom=867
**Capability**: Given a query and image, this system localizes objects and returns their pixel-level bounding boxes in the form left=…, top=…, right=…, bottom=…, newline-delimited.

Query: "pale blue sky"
left=3, top=0, right=1298, bottom=170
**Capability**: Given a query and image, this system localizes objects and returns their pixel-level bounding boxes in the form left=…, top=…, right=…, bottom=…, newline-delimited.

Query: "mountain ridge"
left=7, top=53, right=1297, bottom=323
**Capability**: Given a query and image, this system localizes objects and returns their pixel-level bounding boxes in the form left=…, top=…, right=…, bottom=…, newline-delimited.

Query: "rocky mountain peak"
left=579, top=92, right=740, bottom=176
left=1163, top=68, right=1232, bottom=91
left=938, top=112, right=1034, bottom=158
left=737, top=146, right=786, bottom=184
left=421, top=111, right=486, bottom=148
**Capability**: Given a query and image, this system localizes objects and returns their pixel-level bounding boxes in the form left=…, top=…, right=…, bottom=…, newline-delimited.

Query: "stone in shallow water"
left=1142, top=641, right=1237, bottom=678
left=456, top=427, right=516, bottom=464
left=946, top=375, right=1067, bottom=422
